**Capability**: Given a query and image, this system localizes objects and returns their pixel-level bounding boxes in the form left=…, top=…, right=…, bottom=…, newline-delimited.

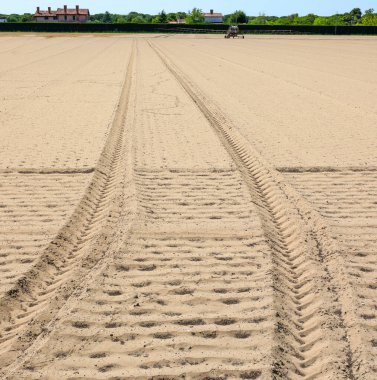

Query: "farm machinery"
left=225, top=25, right=245, bottom=39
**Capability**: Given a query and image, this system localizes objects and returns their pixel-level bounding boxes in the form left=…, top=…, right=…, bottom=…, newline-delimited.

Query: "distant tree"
left=4, top=13, right=33, bottom=22
left=161, top=10, right=168, bottom=22
left=114, top=16, right=127, bottom=23
left=7, top=14, right=22, bottom=22
left=186, top=8, right=204, bottom=24
left=176, top=12, right=187, bottom=20
left=125, top=12, right=138, bottom=21
left=270, top=13, right=298, bottom=25
left=313, top=15, right=345, bottom=26
left=131, top=15, right=147, bottom=23
left=343, top=8, right=362, bottom=25
left=362, top=9, right=377, bottom=25
left=350, top=7, right=363, bottom=20
left=144, top=14, right=154, bottom=23
left=294, top=13, right=317, bottom=25
left=20, top=13, right=33, bottom=22
left=124, top=12, right=153, bottom=23
left=103, top=11, right=112, bottom=23
left=167, top=13, right=177, bottom=22
left=90, top=11, right=113, bottom=23
left=248, top=14, right=278, bottom=25
left=228, top=10, right=248, bottom=24
left=152, top=10, right=167, bottom=23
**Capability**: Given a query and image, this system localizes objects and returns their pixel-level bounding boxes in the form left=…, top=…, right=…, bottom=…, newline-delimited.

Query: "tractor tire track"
left=0, top=40, right=137, bottom=373
left=148, top=40, right=371, bottom=379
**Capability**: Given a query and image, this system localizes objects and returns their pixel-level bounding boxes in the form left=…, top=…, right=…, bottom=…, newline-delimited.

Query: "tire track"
left=283, top=171, right=377, bottom=374
left=0, top=40, right=137, bottom=373
left=148, top=40, right=371, bottom=379
left=6, top=41, right=274, bottom=379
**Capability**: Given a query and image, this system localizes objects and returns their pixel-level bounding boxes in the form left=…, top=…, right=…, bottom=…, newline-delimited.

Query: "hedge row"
left=0, top=22, right=376, bottom=35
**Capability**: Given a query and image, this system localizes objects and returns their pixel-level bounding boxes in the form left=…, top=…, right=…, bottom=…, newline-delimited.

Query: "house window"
left=53, top=16, right=57, bottom=20
left=64, top=15, right=67, bottom=21
left=73, top=15, right=76, bottom=21
left=44, top=16, right=48, bottom=20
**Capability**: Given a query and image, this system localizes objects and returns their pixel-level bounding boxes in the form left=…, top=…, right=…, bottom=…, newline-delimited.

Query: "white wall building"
left=203, top=9, right=224, bottom=23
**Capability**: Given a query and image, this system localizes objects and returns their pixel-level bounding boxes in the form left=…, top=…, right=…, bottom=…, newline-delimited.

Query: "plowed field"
left=0, top=34, right=376, bottom=380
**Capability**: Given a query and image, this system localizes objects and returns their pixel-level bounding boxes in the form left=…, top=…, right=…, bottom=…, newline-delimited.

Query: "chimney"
left=76, top=5, right=79, bottom=14
left=37, top=6, right=40, bottom=13
left=48, top=7, right=51, bottom=13
left=210, top=9, right=214, bottom=14
left=64, top=5, right=67, bottom=13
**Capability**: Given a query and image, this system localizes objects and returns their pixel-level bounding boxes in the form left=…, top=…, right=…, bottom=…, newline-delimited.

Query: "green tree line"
left=0, top=13, right=33, bottom=22
left=1, top=8, right=377, bottom=26
left=224, top=8, right=377, bottom=26
left=244, top=8, right=377, bottom=26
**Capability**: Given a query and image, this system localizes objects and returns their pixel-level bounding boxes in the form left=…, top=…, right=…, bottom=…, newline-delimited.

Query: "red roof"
left=35, top=10, right=58, bottom=16
left=57, top=8, right=89, bottom=15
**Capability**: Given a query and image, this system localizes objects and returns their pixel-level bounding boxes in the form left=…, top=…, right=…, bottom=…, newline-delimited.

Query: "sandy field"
left=0, top=34, right=376, bottom=379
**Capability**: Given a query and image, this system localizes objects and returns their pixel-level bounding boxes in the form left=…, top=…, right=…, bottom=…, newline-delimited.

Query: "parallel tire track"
left=149, top=40, right=371, bottom=379
left=0, top=41, right=137, bottom=373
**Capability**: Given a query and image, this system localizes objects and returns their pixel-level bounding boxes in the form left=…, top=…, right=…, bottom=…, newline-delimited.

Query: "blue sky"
left=2, top=1, right=376, bottom=15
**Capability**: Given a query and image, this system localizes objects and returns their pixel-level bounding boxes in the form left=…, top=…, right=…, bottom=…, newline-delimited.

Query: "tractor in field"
left=225, top=25, right=245, bottom=39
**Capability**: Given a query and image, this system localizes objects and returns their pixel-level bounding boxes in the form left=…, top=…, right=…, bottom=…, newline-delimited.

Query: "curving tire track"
left=0, top=40, right=137, bottom=373
left=148, top=40, right=372, bottom=379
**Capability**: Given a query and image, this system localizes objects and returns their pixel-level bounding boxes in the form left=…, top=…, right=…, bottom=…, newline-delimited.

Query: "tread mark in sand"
left=0, top=40, right=137, bottom=376
left=148, top=40, right=371, bottom=380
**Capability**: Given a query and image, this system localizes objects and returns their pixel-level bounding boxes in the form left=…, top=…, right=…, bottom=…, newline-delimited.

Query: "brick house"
left=34, top=5, right=90, bottom=22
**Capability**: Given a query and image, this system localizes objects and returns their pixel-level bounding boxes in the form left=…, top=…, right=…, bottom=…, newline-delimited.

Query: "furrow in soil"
left=0, top=41, right=137, bottom=374
left=149, top=40, right=370, bottom=379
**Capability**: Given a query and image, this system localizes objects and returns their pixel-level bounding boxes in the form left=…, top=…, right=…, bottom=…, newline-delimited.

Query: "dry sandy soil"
left=0, top=34, right=376, bottom=379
